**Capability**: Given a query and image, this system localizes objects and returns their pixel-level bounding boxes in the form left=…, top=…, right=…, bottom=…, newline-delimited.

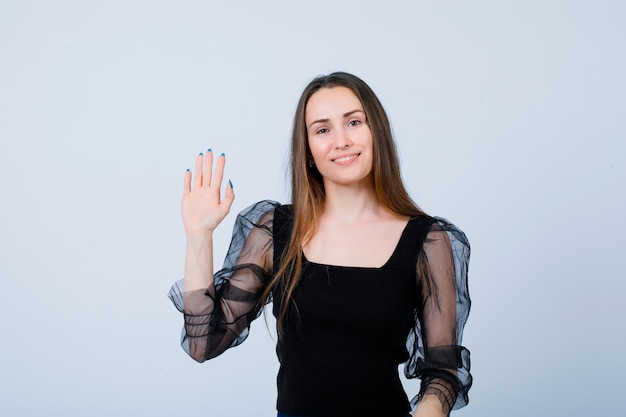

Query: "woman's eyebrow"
left=308, top=110, right=364, bottom=128
left=308, top=118, right=329, bottom=128
left=343, top=109, right=364, bottom=118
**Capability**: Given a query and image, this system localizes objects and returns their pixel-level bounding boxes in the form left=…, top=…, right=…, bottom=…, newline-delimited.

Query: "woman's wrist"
left=413, top=394, right=447, bottom=417
left=185, top=230, right=213, bottom=245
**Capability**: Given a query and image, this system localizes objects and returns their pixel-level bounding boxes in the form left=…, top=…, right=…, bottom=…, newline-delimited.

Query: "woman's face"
left=305, top=86, right=373, bottom=189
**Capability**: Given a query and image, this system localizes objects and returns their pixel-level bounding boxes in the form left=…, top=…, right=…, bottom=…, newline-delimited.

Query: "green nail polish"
left=199, top=152, right=203, bottom=156
left=207, top=148, right=212, bottom=152
left=221, top=152, right=225, bottom=157
left=228, top=179, right=233, bottom=189
left=186, top=168, right=190, bottom=172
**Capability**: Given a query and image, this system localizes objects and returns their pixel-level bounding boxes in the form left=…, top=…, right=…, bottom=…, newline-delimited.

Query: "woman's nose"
left=334, top=128, right=353, bottom=148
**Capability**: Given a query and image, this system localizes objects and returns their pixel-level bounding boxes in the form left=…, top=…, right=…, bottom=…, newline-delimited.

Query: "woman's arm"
left=407, top=218, right=472, bottom=416
left=182, top=151, right=234, bottom=293
left=170, top=203, right=275, bottom=362
left=169, top=151, right=277, bottom=362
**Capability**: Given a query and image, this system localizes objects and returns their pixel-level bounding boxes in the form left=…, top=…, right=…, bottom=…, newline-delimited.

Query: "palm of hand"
left=182, top=151, right=235, bottom=235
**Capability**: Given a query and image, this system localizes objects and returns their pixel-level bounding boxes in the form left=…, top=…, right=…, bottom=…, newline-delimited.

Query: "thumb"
left=222, top=179, right=235, bottom=209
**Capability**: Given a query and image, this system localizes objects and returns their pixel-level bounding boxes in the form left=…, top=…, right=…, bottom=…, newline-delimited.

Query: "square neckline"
left=301, top=217, right=417, bottom=270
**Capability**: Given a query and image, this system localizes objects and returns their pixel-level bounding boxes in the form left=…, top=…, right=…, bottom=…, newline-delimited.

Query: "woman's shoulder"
left=273, top=202, right=293, bottom=218
left=234, top=199, right=283, bottom=223
left=421, top=214, right=470, bottom=251
left=233, top=200, right=295, bottom=236
left=238, top=199, right=283, bottom=215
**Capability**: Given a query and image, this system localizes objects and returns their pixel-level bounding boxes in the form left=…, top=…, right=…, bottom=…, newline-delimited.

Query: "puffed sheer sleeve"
left=168, top=200, right=280, bottom=362
left=405, top=217, right=472, bottom=415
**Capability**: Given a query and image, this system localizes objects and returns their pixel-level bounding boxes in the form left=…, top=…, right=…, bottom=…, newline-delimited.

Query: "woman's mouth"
left=332, top=153, right=360, bottom=164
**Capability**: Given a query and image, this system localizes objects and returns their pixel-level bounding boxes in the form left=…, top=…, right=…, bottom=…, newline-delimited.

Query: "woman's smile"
left=305, top=86, right=373, bottom=188
left=332, top=153, right=361, bottom=164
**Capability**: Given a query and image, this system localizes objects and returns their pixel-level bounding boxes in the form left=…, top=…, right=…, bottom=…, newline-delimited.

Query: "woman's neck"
left=321, top=181, right=382, bottom=224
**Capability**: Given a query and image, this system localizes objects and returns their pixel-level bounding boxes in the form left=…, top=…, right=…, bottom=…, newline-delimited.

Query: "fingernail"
left=221, top=152, right=225, bottom=157
left=199, top=152, right=203, bottom=156
left=228, top=179, right=233, bottom=189
left=207, top=148, right=212, bottom=152
left=186, top=168, right=190, bottom=172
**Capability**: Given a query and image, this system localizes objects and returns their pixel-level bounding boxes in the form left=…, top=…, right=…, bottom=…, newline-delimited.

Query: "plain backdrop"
left=1, top=1, right=624, bottom=416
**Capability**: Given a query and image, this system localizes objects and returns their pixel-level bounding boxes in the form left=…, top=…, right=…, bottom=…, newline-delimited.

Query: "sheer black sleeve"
left=168, top=200, right=280, bottom=362
left=405, top=217, right=472, bottom=415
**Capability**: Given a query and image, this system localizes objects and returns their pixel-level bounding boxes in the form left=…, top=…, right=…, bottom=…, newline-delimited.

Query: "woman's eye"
left=348, top=119, right=361, bottom=127
left=316, top=128, right=329, bottom=134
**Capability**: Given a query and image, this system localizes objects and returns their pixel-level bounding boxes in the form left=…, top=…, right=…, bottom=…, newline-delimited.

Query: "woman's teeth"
left=333, top=154, right=358, bottom=163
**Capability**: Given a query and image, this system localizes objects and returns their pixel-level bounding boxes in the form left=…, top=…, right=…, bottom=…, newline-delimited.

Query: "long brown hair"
left=261, top=72, right=426, bottom=333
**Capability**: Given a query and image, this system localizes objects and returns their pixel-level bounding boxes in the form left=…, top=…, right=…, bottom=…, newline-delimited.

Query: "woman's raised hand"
left=182, top=150, right=235, bottom=236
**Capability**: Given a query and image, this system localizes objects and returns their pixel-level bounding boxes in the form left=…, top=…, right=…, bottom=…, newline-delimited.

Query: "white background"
left=1, top=1, right=624, bottom=416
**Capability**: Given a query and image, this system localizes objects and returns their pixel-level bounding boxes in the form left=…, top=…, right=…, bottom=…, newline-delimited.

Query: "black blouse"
left=168, top=200, right=472, bottom=415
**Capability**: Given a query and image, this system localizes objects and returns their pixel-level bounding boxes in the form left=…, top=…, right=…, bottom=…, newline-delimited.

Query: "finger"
left=183, top=169, right=191, bottom=194
left=194, top=153, right=203, bottom=188
left=212, top=152, right=226, bottom=190
left=203, top=149, right=213, bottom=187
left=222, top=179, right=235, bottom=209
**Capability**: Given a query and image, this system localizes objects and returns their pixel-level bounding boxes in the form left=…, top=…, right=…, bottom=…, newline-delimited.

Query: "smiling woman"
left=168, top=72, right=472, bottom=417
left=306, top=87, right=374, bottom=189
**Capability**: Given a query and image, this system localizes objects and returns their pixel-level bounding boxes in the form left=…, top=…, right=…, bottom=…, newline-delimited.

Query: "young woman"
left=168, top=72, right=472, bottom=417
